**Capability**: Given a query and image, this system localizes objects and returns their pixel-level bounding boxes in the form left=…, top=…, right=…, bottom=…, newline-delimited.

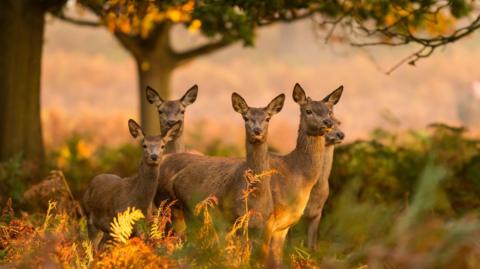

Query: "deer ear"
left=293, top=83, right=307, bottom=105
left=146, top=86, right=164, bottom=107
left=180, top=85, right=198, bottom=106
left=231, top=92, right=249, bottom=114
left=265, top=93, right=285, bottom=115
left=322, top=85, right=343, bottom=105
left=128, top=119, right=144, bottom=140
left=163, top=122, right=181, bottom=143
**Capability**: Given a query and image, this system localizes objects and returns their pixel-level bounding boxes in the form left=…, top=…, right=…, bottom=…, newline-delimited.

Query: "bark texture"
left=0, top=1, right=49, bottom=163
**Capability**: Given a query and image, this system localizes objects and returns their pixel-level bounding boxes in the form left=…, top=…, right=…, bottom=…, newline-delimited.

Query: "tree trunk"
left=136, top=59, right=175, bottom=135
left=0, top=1, right=46, bottom=164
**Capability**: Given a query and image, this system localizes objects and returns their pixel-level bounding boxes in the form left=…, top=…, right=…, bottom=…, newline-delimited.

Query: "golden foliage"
left=57, top=139, right=96, bottom=169
left=224, top=210, right=253, bottom=267
left=77, top=139, right=95, bottom=159
left=41, top=200, right=57, bottom=233
left=194, top=195, right=220, bottom=248
left=290, top=248, right=317, bottom=269
left=223, top=169, right=277, bottom=267
left=58, top=145, right=71, bottom=168
left=188, top=19, right=202, bottom=33
left=150, top=200, right=174, bottom=240
left=0, top=218, right=37, bottom=263
left=105, top=0, right=200, bottom=38
left=23, top=170, right=82, bottom=217
left=149, top=200, right=182, bottom=254
left=93, top=237, right=171, bottom=269
left=82, top=240, right=94, bottom=266
left=109, top=207, right=145, bottom=244
left=382, top=4, right=456, bottom=36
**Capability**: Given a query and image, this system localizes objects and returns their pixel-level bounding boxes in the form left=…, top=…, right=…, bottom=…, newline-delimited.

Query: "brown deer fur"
left=146, top=85, right=198, bottom=154
left=261, top=84, right=343, bottom=267
left=157, top=84, right=343, bottom=267
left=303, top=120, right=344, bottom=250
left=158, top=93, right=285, bottom=228
left=82, top=119, right=180, bottom=247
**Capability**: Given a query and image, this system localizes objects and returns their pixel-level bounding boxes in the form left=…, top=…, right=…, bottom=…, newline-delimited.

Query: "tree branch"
left=53, top=12, right=102, bottom=27
left=113, top=32, right=144, bottom=60
left=173, top=39, right=234, bottom=67
left=257, top=10, right=315, bottom=26
left=77, top=0, right=103, bottom=17
left=42, top=0, right=68, bottom=11
left=362, top=15, right=480, bottom=72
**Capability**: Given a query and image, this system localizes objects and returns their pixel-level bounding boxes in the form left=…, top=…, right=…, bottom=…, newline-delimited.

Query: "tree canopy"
left=50, top=0, right=479, bottom=133
left=64, top=0, right=480, bottom=64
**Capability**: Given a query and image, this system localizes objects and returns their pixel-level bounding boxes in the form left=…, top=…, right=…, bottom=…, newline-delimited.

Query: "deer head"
left=145, top=85, right=198, bottom=137
left=232, top=92, right=285, bottom=144
left=293, top=83, right=343, bottom=136
left=128, top=119, right=181, bottom=166
left=325, top=118, right=345, bottom=146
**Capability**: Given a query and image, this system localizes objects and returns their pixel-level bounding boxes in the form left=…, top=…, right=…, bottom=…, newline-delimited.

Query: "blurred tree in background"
left=0, top=0, right=66, bottom=165
left=0, top=0, right=479, bottom=164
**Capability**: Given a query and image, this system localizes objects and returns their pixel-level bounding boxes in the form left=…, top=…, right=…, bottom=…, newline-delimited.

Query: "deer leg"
left=172, top=207, right=187, bottom=239
left=153, top=191, right=163, bottom=209
left=260, top=216, right=275, bottom=264
left=265, top=228, right=289, bottom=269
left=307, top=212, right=322, bottom=250
left=87, top=221, right=99, bottom=241
left=98, top=233, right=113, bottom=250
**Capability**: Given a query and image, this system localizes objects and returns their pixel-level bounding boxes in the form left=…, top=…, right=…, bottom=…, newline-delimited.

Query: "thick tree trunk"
left=136, top=60, right=174, bottom=135
left=0, top=1, right=46, bottom=164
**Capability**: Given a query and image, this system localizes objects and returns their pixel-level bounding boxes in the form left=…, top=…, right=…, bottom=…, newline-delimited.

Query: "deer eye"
left=306, top=109, right=313, bottom=115
left=158, top=111, right=163, bottom=115
left=161, top=145, right=165, bottom=149
left=265, top=118, right=270, bottom=122
left=243, top=116, right=249, bottom=122
left=143, top=145, right=147, bottom=149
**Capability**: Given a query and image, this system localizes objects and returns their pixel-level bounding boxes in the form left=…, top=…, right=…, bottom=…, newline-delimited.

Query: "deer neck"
left=245, top=138, right=272, bottom=222
left=164, top=128, right=185, bottom=154
left=132, top=161, right=160, bottom=210
left=320, top=144, right=335, bottom=180
left=246, top=140, right=270, bottom=175
left=290, top=121, right=326, bottom=182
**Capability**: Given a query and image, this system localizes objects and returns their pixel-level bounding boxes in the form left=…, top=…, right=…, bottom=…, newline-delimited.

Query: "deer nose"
left=253, top=127, right=262, bottom=135
left=336, top=131, right=345, bottom=140
left=323, top=118, right=333, bottom=128
left=166, top=120, right=176, bottom=127
left=150, top=154, right=159, bottom=161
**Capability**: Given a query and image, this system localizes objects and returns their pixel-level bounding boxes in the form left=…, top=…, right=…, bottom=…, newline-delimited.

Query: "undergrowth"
left=0, top=124, right=479, bottom=268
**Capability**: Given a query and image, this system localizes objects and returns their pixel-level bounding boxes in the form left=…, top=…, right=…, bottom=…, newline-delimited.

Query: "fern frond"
left=150, top=202, right=164, bottom=240
left=82, top=240, right=94, bottom=265
left=109, top=207, right=144, bottom=245
left=41, top=200, right=57, bottom=232
left=194, top=195, right=219, bottom=248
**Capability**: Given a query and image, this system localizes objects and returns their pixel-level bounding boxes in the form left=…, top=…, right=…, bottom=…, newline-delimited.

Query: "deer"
left=145, top=85, right=198, bottom=154
left=82, top=119, right=180, bottom=248
left=303, top=119, right=344, bottom=250
left=158, top=84, right=343, bottom=267
left=261, top=83, right=343, bottom=267
left=156, top=92, right=285, bottom=231
left=146, top=85, right=200, bottom=210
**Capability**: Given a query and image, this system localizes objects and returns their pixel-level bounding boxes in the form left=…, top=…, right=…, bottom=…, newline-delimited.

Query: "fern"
left=194, top=195, right=219, bottom=248
left=41, top=200, right=57, bottom=232
left=150, top=208, right=163, bottom=240
left=109, top=207, right=144, bottom=244
left=82, top=240, right=94, bottom=266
